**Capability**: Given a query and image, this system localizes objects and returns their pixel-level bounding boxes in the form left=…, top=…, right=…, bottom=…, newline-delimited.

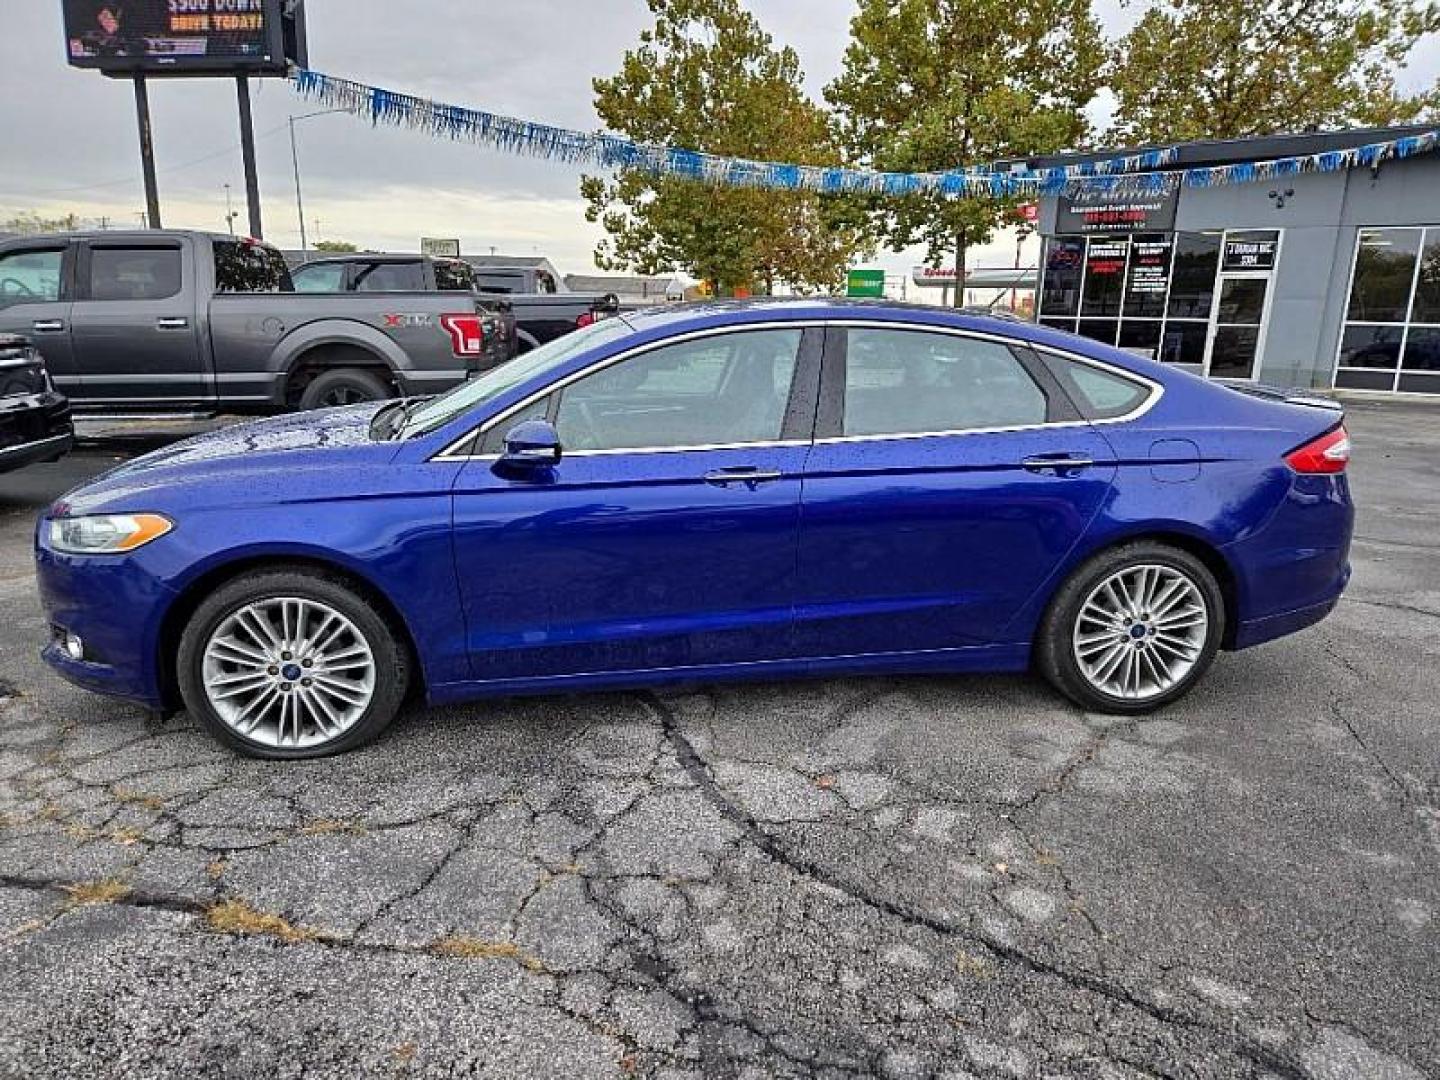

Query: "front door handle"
left=1021, top=454, right=1094, bottom=474
left=703, top=467, right=783, bottom=488
left=32, top=319, right=64, bottom=332
left=156, top=317, right=189, bottom=330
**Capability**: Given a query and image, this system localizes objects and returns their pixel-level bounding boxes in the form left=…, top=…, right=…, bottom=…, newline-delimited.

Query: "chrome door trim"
left=432, top=318, right=1164, bottom=461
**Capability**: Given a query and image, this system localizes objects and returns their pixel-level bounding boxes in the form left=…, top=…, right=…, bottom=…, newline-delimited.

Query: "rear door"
left=0, top=244, right=77, bottom=394
left=793, top=324, right=1119, bottom=655
left=69, top=237, right=208, bottom=410
left=449, top=325, right=821, bottom=681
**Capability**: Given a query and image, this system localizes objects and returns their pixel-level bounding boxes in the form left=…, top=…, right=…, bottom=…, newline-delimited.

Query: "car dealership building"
left=1030, top=125, right=1440, bottom=396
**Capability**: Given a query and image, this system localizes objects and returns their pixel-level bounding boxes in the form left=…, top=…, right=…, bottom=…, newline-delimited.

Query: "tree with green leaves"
left=1108, top=0, right=1440, bottom=144
left=582, top=0, right=870, bottom=294
left=3, top=212, right=81, bottom=235
left=826, top=0, right=1105, bottom=304
left=313, top=239, right=359, bottom=253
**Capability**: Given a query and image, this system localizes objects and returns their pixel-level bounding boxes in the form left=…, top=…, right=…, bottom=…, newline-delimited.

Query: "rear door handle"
left=32, top=319, right=64, bottom=332
left=1021, top=454, right=1094, bottom=474
left=703, top=467, right=783, bottom=488
left=156, top=317, right=190, bottom=330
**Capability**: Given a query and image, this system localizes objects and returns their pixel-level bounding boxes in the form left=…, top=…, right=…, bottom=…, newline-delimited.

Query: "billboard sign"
left=1055, top=182, right=1178, bottom=234
left=63, top=0, right=306, bottom=75
left=420, top=238, right=462, bottom=258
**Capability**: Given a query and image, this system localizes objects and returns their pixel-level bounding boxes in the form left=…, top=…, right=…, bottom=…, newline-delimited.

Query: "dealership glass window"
left=1080, top=237, right=1128, bottom=317
left=1158, top=321, right=1209, bottom=366
left=1166, top=233, right=1222, bottom=319
left=1337, top=226, right=1440, bottom=394
left=1039, top=238, right=1085, bottom=316
left=1123, top=234, right=1172, bottom=318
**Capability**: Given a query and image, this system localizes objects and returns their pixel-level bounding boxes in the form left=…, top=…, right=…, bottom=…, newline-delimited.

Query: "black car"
left=0, top=334, right=72, bottom=474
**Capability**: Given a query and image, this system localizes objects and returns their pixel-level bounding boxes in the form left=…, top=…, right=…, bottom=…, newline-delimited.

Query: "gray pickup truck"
left=0, top=231, right=516, bottom=414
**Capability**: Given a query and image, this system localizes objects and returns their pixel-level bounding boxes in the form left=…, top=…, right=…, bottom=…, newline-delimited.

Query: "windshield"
left=400, top=316, right=635, bottom=438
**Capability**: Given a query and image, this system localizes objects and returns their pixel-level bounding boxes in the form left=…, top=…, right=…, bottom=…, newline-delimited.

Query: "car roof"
left=616, top=297, right=1175, bottom=385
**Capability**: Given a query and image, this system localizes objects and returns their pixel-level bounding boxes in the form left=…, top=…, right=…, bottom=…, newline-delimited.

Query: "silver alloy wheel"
left=200, top=596, right=377, bottom=749
left=1072, top=564, right=1208, bottom=701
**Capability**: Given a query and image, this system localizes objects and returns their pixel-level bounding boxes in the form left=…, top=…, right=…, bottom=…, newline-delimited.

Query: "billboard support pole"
left=132, top=75, right=161, bottom=229
left=236, top=76, right=263, bottom=239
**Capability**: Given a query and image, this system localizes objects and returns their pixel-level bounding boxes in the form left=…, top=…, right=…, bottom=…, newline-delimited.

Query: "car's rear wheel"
left=1037, top=543, right=1224, bottom=714
left=177, top=569, right=409, bottom=759
left=298, top=368, right=390, bottom=411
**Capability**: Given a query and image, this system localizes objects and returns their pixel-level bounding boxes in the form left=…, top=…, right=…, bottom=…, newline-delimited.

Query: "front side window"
left=0, top=249, right=64, bottom=307
left=88, top=246, right=181, bottom=301
left=554, top=329, right=801, bottom=452
left=291, top=263, right=347, bottom=292
left=214, top=240, right=292, bottom=293
left=353, top=262, right=426, bottom=292
left=841, top=329, right=1047, bottom=437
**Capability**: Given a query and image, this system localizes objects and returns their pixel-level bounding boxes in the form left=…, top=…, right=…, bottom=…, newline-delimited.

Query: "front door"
left=0, top=244, right=77, bottom=393
left=1203, top=272, right=1272, bottom=381
left=450, top=326, right=820, bottom=682
left=68, top=239, right=209, bottom=410
left=794, top=326, right=1118, bottom=656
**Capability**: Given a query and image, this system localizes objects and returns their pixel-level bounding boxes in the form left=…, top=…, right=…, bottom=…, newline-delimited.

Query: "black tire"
left=297, top=368, right=391, bottom=411
left=177, top=568, right=410, bottom=759
left=1035, top=542, right=1225, bottom=715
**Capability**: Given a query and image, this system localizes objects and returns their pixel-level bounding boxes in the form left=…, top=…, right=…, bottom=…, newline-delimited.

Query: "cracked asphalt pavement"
left=1, top=402, right=1437, bottom=1079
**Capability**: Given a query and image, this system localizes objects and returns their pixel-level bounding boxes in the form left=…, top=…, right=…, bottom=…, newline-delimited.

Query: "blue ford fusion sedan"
left=35, top=300, right=1353, bottom=758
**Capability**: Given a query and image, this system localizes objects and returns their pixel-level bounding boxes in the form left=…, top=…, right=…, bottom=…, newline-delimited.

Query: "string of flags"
left=292, top=68, right=1440, bottom=200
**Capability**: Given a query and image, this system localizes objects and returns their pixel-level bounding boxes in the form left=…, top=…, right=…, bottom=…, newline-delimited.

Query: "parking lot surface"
left=1, top=402, right=1436, bottom=1079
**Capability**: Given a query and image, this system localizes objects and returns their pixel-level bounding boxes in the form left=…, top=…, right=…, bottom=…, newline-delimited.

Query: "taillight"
left=1285, top=425, right=1350, bottom=474
left=575, top=311, right=596, bottom=328
left=440, top=314, right=485, bottom=357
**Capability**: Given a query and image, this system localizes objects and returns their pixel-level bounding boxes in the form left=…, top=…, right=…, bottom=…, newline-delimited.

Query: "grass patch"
left=205, top=899, right=320, bottom=943
left=430, top=935, right=547, bottom=972
left=62, top=878, right=131, bottom=907
left=111, top=787, right=166, bottom=811
left=298, top=819, right=366, bottom=836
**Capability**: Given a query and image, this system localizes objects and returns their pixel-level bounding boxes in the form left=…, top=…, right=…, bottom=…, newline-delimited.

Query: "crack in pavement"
left=641, top=691, right=1316, bottom=1080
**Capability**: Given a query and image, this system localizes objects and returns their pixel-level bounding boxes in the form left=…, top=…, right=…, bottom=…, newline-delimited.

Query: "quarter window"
left=88, top=246, right=181, bottom=301
left=1039, top=353, right=1150, bottom=420
left=0, top=249, right=64, bottom=307
left=841, top=329, right=1047, bottom=436
left=554, top=329, right=801, bottom=452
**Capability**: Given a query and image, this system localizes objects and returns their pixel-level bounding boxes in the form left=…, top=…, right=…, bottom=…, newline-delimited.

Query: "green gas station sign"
left=846, top=269, right=885, bottom=297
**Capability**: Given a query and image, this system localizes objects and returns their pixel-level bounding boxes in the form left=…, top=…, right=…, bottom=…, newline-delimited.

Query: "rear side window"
left=214, top=240, right=292, bottom=293
left=841, top=328, right=1048, bottom=437
left=0, top=248, right=64, bottom=306
left=353, top=262, right=426, bottom=292
left=1038, top=353, right=1151, bottom=420
left=88, top=246, right=181, bottom=301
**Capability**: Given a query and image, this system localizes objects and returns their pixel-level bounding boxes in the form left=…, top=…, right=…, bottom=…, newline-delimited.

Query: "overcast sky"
left=2, top=1, right=1437, bottom=286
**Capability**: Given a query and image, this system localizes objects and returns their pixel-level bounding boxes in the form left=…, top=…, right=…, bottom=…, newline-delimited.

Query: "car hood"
left=56, top=404, right=399, bottom=515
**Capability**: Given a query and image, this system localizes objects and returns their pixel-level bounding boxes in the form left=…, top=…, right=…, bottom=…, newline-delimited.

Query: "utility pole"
left=223, top=184, right=237, bottom=235
left=132, top=75, right=161, bottom=228
left=236, top=76, right=263, bottom=238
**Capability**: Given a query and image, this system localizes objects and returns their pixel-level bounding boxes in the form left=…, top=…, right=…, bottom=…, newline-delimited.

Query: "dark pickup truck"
left=291, top=253, right=618, bottom=353
left=0, top=231, right=515, bottom=415
left=0, top=334, right=71, bottom=473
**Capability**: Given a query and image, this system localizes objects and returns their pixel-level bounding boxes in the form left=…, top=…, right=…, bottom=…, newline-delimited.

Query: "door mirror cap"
left=499, top=418, right=562, bottom=468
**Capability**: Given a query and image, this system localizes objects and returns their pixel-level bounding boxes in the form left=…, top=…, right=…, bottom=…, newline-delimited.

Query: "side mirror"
left=498, top=418, right=561, bottom=469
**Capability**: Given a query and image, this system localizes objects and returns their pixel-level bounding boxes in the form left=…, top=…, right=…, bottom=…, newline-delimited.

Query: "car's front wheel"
left=1037, top=543, right=1224, bottom=714
left=177, top=568, right=409, bottom=758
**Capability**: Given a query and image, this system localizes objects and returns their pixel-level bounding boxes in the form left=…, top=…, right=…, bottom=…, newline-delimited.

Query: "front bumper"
left=0, top=392, right=72, bottom=474
left=35, top=541, right=176, bottom=710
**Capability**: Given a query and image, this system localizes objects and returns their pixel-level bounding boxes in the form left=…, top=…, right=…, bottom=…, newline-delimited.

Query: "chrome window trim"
left=432, top=318, right=1163, bottom=461
left=432, top=321, right=822, bottom=460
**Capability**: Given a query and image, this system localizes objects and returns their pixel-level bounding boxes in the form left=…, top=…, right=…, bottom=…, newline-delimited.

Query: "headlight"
left=48, top=514, right=173, bottom=555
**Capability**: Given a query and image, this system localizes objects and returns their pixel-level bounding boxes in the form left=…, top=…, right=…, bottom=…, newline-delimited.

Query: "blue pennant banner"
left=292, top=69, right=1440, bottom=200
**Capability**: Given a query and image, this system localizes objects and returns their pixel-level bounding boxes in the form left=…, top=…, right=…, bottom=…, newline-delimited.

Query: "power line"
left=3, top=120, right=292, bottom=199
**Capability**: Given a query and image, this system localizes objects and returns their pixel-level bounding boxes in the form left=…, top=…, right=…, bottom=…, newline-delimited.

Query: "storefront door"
left=1203, top=272, right=1272, bottom=380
